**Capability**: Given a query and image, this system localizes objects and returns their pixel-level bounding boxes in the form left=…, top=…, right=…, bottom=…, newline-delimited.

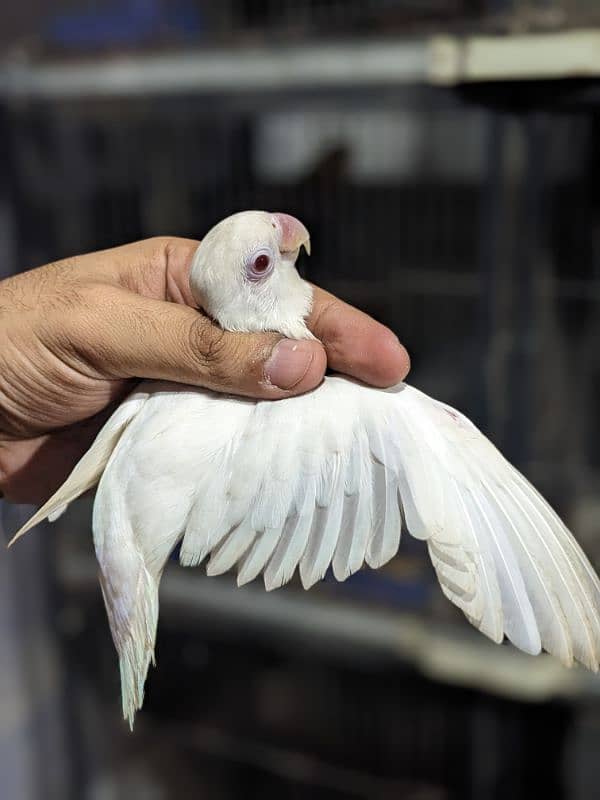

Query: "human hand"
left=0, top=237, right=410, bottom=504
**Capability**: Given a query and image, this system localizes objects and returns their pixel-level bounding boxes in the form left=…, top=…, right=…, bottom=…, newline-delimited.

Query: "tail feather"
left=94, top=481, right=162, bottom=730
left=100, top=566, right=159, bottom=729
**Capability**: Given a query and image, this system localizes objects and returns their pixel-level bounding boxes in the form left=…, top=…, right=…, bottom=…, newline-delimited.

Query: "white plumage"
left=11, top=210, right=600, bottom=727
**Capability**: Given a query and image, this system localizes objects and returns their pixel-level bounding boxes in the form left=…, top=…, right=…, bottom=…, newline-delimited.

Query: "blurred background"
left=3, top=1, right=600, bottom=798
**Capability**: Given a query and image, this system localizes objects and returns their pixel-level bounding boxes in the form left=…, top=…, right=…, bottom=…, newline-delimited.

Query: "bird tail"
left=93, top=470, right=163, bottom=729
left=92, top=449, right=182, bottom=729
left=8, top=391, right=147, bottom=547
left=99, top=561, right=159, bottom=729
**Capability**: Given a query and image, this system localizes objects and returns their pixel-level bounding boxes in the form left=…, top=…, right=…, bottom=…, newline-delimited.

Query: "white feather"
left=8, top=390, right=148, bottom=546
left=300, top=455, right=346, bottom=589
left=263, top=481, right=317, bottom=590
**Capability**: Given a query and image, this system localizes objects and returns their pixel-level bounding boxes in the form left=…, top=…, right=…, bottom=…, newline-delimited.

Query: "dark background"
left=2, top=2, right=600, bottom=799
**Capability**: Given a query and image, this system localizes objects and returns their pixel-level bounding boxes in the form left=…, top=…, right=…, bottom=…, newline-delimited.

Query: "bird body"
left=11, top=211, right=600, bottom=726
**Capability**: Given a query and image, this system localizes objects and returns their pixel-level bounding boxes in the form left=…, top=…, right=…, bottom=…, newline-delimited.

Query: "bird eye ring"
left=245, top=248, right=274, bottom=281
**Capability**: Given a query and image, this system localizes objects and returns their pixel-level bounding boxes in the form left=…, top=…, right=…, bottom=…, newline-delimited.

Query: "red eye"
left=246, top=248, right=274, bottom=281
left=254, top=253, right=270, bottom=272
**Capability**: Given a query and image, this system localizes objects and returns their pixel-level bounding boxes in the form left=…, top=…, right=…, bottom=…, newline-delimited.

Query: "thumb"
left=70, top=285, right=327, bottom=399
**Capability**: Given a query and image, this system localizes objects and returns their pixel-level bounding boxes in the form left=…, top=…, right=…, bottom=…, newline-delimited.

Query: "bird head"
left=189, top=211, right=314, bottom=340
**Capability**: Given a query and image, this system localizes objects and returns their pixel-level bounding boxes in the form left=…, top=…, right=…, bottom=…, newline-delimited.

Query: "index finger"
left=308, top=286, right=410, bottom=387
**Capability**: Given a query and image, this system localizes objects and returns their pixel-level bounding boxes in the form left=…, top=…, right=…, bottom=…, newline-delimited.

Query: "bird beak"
left=272, top=212, right=311, bottom=258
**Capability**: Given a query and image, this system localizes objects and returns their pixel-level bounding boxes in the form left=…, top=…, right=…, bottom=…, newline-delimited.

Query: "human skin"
left=0, top=237, right=410, bottom=504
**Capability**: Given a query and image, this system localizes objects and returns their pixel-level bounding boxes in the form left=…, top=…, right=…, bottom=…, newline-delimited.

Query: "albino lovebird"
left=11, top=210, right=600, bottom=727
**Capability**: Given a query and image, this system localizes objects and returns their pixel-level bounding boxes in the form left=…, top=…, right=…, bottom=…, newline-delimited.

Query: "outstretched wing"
left=14, top=374, right=600, bottom=725
left=178, top=376, right=600, bottom=671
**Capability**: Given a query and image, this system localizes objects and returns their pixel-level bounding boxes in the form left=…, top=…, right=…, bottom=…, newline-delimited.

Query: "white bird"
left=10, top=210, right=600, bottom=727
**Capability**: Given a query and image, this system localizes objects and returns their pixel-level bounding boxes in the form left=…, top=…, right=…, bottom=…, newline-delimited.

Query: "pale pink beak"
left=271, top=212, right=311, bottom=256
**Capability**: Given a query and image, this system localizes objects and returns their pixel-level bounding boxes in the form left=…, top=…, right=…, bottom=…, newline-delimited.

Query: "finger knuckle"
left=147, top=236, right=190, bottom=269
left=311, top=296, right=342, bottom=345
left=187, top=318, right=235, bottom=385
